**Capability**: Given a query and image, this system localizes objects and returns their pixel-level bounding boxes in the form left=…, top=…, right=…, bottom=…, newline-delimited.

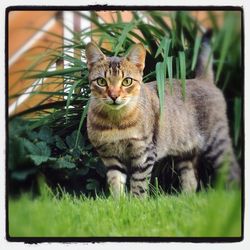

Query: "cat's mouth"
left=106, top=102, right=127, bottom=110
left=105, top=98, right=129, bottom=110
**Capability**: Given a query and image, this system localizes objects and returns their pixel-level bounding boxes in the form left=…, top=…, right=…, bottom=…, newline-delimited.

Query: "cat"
left=85, top=31, right=241, bottom=197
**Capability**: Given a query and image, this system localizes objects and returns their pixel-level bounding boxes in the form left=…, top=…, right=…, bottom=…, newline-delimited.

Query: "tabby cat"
left=85, top=32, right=240, bottom=197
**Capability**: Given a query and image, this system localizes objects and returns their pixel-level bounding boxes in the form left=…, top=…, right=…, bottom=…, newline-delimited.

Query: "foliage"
left=8, top=185, right=241, bottom=237
left=8, top=118, right=106, bottom=197
left=8, top=10, right=243, bottom=196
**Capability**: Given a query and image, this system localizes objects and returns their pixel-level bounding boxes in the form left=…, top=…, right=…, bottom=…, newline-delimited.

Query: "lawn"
left=8, top=186, right=242, bottom=238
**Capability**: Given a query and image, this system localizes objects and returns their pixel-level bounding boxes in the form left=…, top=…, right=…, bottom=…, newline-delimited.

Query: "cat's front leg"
left=101, top=157, right=127, bottom=198
left=176, top=160, right=198, bottom=192
left=130, top=146, right=157, bottom=197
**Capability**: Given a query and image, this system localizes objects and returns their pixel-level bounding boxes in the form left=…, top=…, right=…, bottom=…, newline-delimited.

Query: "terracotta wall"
left=8, top=11, right=63, bottom=115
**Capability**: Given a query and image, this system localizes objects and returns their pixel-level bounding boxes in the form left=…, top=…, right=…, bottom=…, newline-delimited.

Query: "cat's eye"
left=96, top=77, right=107, bottom=87
left=122, top=77, right=133, bottom=87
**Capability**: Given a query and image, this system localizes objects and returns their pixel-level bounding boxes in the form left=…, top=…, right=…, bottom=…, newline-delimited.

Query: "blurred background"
left=8, top=9, right=242, bottom=197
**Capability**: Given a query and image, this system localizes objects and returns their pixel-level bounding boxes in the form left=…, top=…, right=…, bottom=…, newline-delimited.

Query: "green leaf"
left=38, top=126, right=53, bottom=144
left=8, top=137, right=26, bottom=170
left=215, top=14, right=234, bottom=83
left=28, top=155, right=50, bottom=166
left=65, top=80, right=82, bottom=121
left=27, top=131, right=39, bottom=141
left=75, top=100, right=90, bottom=148
left=191, top=35, right=202, bottom=71
left=22, top=138, right=40, bottom=155
left=66, top=134, right=75, bottom=149
left=66, top=130, right=84, bottom=150
left=155, top=37, right=166, bottom=58
left=36, top=141, right=51, bottom=157
left=66, top=131, right=81, bottom=149
left=133, top=12, right=158, bottom=56
left=114, top=21, right=137, bottom=56
left=56, top=158, right=76, bottom=169
left=166, top=56, right=173, bottom=95
left=26, top=67, right=83, bottom=79
left=148, top=11, right=171, bottom=33
left=71, top=148, right=81, bottom=158
left=55, top=135, right=67, bottom=150
left=179, top=51, right=186, bottom=100
left=156, top=62, right=165, bottom=116
left=175, top=57, right=179, bottom=79
left=180, top=28, right=185, bottom=50
left=155, top=37, right=171, bottom=59
left=11, top=168, right=38, bottom=180
left=163, top=38, right=171, bottom=60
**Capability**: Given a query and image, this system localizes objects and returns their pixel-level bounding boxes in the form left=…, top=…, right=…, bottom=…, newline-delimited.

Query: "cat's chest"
left=88, top=125, right=143, bottom=146
left=93, top=135, right=149, bottom=161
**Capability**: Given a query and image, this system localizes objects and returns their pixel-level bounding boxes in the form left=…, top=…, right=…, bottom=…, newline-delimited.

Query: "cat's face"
left=85, top=43, right=146, bottom=110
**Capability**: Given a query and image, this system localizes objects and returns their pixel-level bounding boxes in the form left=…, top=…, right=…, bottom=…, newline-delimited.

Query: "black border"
left=5, top=5, right=244, bottom=244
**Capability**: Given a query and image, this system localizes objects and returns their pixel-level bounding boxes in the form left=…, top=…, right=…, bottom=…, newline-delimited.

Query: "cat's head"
left=85, top=42, right=146, bottom=110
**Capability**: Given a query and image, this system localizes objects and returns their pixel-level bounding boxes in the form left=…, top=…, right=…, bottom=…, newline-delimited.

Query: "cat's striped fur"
left=85, top=32, right=240, bottom=197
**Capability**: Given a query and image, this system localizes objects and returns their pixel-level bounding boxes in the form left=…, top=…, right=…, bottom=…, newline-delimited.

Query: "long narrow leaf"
left=179, top=51, right=186, bottom=100
left=175, top=57, right=179, bottom=79
left=147, top=11, right=171, bottom=33
left=114, top=22, right=137, bottom=56
left=191, top=35, right=202, bottom=71
left=167, top=56, right=173, bottom=95
left=162, top=38, right=171, bottom=83
left=156, top=62, right=165, bottom=116
left=215, top=14, right=234, bottom=82
left=75, top=100, right=90, bottom=148
left=155, top=36, right=167, bottom=58
left=65, top=80, right=82, bottom=122
left=26, top=67, right=83, bottom=79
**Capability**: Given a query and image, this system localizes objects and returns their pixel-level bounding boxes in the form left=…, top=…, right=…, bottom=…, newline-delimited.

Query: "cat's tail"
left=195, top=29, right=214, bottom=83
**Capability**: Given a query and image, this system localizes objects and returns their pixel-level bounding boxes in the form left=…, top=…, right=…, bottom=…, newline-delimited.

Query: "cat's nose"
left=108, top=87, right=119, bottom=103
left=110, top=95, right=118, bottom=102
left=108, top=92, right=119, bottom=102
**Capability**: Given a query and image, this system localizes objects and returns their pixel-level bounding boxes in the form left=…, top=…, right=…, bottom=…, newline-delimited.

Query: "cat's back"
left=144, top=77, right=227, bottom=156
left=144, top=77, right=224, bottom=105
left=144, top=77, right=226, bottom=124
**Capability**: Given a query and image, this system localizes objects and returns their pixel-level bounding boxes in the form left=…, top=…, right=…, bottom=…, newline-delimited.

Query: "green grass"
left=8, top=187, right=242, bottom=238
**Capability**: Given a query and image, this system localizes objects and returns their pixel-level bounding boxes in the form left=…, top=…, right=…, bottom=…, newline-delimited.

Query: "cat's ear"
left=85, top=42, right=106, bottom=70
left=126, top=43, right=146, bottom=72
